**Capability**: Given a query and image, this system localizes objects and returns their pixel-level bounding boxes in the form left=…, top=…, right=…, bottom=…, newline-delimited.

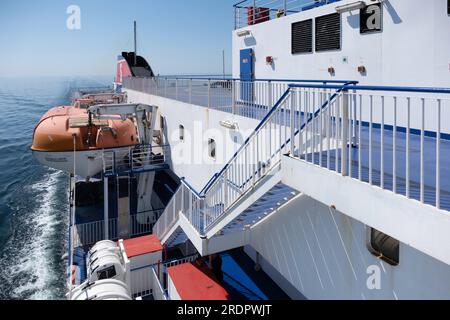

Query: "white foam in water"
left=6, top=170, right=68, bottom=300
left=0, top=79, right=109, bottom=300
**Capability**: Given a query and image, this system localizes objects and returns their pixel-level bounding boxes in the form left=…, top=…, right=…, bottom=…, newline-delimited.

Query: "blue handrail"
left=155, top=76, right=355, bottom=84
left=200, top=173, right=220, bottom=194
left=212, top=82, right=354, bottom=192
left=180, top=178, right=204, bottom=199
left=130, top=253, right=199, bottom=272
left=165, top=87, right=293, bottom=200
left=232, top=0, right=338, bottom=10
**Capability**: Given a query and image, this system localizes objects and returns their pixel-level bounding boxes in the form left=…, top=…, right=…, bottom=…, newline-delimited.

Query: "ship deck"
left=158, top=84, right=450, bottom=210
left=150, top=83, right=449, bottom=211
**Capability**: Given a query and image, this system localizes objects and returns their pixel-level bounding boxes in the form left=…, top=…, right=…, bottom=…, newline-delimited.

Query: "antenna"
left=134, top=21, right=137, bottom=66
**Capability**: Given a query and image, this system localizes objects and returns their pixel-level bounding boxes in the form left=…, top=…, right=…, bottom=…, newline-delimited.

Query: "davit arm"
left=88, top=103, right=159, bottom=145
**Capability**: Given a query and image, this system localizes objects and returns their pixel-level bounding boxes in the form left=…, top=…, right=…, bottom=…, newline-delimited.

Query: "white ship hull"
left=64, top=0, right=450, bottom=300
left=33, top=150, right=104, bottom=178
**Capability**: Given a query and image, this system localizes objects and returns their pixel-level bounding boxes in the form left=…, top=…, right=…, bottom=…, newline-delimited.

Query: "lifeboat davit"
left=32, top=98, right=138, bottom=178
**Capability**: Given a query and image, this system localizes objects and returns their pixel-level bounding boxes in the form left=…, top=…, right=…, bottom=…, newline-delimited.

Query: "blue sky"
left=0, top=0, right=235, bottom=77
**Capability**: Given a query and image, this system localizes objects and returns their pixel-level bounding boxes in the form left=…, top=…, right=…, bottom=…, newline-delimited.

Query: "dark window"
left=360, top=3, right=383, bottom=34
left=179, top=125, right=185, bottom=142
left=369, top=229, right=400, bottom=266
left=97, top=265, right=117, bottom=280
left=315, top=13, right=341, bottom=52
left=448, top=0, right=450, bottom=14
left=292, top=19, right=313, bottom=54
left=208, top=139, right=216, bottom=159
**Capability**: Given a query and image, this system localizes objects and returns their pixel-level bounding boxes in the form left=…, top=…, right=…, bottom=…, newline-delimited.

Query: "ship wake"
left=0, top=170, right=68, bottom=300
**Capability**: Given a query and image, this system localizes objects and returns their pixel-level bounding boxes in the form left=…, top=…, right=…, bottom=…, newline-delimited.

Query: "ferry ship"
left=32, top=0, right=450, bottom=300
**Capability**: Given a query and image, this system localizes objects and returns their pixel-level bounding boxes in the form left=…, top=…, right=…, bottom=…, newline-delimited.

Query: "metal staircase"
left=153, top=81, right=450, bottom=261
left=153, top=84, right=347, bottom=254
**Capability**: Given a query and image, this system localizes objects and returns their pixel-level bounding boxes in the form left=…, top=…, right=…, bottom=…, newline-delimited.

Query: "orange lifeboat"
left=32, top=99, right=139, bottom=178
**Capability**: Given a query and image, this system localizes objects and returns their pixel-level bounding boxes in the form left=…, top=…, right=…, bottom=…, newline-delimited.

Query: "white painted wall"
left=126, top=89, right=260, bottom=191
left=282, top=156, right=450, bottom=266
left=233, top=0, right=450, bottom=87
left=129, top=251, right=162, bottom=270
left=247, top=193, right=450, bottom=300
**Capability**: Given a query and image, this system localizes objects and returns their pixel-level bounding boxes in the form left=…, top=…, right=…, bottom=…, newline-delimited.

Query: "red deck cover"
left=122, top=234, right=162, bottom=258
left=168, top=263, right=229, bottom=300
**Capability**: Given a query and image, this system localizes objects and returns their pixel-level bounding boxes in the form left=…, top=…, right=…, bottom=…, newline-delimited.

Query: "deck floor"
left=222, top=183, right=298, bottom=235
left=296, top=125, right=450, bottom=210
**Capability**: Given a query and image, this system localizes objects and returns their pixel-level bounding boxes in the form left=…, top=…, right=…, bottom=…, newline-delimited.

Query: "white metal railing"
left=154, top=181, right=204, bottom=240
left=73, top=210, right=162, bottom=247
left=288, top=85, right=450, bottom=211
left=130, top=209, right=161, bottom=237
left=150, top=266, right=167, bottom=300
left=103, top=144, right=168, bottom=176
left=72, top=218, right=118, bottom=248
left=154, top=85, right=345, bottom=239
left=201, top=86, right=343, bottom=232
left=160, top=254, right=199, bottom=269
left=102, top=147, right=128, bottom=176
left=153, top=83, right=450, bottom=243
left=233, top=0, right=342, bottom=29
left=123, top=76, right=350, bottom=121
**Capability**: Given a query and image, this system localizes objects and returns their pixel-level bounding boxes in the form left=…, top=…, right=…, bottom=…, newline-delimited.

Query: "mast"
left=222, top=50, right=225, bottom=79
left=134, top=21, right=137, bottom=66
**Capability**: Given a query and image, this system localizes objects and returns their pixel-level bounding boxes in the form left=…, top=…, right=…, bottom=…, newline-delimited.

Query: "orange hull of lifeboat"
left=32, top=106, right=138, bottom=152
left=31, top=106, right=138, bottom=177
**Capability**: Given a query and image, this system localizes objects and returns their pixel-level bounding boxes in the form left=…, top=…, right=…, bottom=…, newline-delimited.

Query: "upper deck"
left=232, top=0, right=450, bottom=87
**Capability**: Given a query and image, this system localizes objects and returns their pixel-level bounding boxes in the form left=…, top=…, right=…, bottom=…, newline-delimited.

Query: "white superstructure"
left=65, top=0, right=450, bottom=300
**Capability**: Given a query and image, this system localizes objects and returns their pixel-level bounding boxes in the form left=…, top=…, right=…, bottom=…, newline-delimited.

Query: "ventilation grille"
left=315, top=13, right=341, bottom=52
left=291, top=19, right=313, bottom=54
